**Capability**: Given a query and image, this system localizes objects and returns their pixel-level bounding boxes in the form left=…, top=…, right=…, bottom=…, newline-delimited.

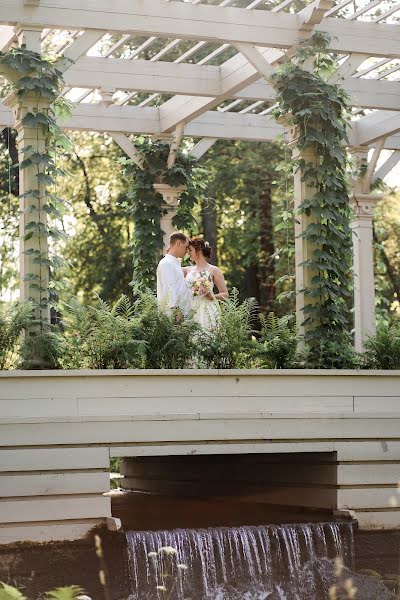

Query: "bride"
left=183, top=237, right=228, bottom=331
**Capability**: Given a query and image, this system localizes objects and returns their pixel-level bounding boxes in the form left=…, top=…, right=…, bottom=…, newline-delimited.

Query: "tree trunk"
left=258, top=186, right=275, bottom=314
left=245, top=263, right=260, bottom=299
left=202, top=196, right=218, bottom=265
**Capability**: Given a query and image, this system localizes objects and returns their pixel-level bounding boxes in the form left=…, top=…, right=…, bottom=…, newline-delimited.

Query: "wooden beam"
left=1, top=0, right=399, bottom=57
left=234, top=43, right=276, bottom=80
left=0, top=25, right=15, bottom=51
left=328, top=53, right=369, bottom=83
left=189, top=137, right=217, bottom=159
left=167, top=123, right=185, bottom=169
left=364, top=136, right=387, bottom=190
left=61, top=56, right=400, bottom=111
left=1, top=0, right=300, bottom=48
left=372, top=150, right=400, bottom=183
left=110, top=133, right=144, bottom=169
left=0, top=99, right=399, bottom=149
left=62, top=31, right=104, bottom=66
left=64, top=56, right=222, bottom=97
left=354, top=111, right=400, bottom=146
left=314, top=18, right=400, bottom=59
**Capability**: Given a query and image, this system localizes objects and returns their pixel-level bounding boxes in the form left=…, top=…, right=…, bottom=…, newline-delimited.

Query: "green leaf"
left=0, top=583, right=27, bottom=600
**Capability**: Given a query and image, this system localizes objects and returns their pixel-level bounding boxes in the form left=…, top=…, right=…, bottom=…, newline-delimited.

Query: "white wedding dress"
left=186, top=268, right=220, bottom=331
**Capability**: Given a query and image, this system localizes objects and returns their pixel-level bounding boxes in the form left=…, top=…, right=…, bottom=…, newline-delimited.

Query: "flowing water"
left=126, top=522, right=355, bottom=600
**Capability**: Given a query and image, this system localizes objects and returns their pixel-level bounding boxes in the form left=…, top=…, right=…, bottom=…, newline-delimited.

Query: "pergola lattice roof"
left=1, top=0, right=400, bottom=169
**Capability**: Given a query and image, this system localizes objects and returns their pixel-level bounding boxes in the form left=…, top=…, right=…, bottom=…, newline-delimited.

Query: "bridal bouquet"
left=189, top=272, right=213, bottom=297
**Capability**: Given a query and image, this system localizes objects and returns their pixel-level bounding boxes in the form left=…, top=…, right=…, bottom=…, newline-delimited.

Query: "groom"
left=157, top=232, right=191, bottom=319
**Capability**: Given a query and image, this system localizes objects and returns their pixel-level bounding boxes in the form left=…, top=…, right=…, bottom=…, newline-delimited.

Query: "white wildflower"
left=177, top=564, right=188, bottom=570
left=158, top=546, right=177, bottom=555
left=148, top=551, right=158, bottom=558
left=156, top=585, right=167, bottom=591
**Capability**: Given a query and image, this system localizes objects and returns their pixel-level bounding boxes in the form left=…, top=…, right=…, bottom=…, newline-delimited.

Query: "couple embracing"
left=156, top=232, right=228, bottom=331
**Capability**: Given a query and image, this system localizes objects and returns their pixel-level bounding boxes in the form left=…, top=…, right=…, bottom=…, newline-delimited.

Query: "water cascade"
left=126, top=522, right=355, bottom=600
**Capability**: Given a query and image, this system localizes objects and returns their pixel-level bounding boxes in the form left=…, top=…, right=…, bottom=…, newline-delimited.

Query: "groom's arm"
left=159, top=262, right=179, bottom=310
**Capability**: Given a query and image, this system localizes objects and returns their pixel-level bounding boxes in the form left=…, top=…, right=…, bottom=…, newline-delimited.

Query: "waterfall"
left=125, top=522, right=354, bottom=599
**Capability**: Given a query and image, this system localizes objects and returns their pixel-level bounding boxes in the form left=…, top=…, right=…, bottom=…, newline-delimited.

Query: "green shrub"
left=197, top=290, right=257, bottom=369
left=360, top=319, right=400, bottom=370
left=20, top=328, right=66, bottom=369
left=136, top=293, right=199, bottom=369
left=61, top=295, right=146, bottom=369
left=304, top=334, right=358, bottom=370
left=255, top=312, right=297, bottom=368
left=0, top=301, right=34, bottom=369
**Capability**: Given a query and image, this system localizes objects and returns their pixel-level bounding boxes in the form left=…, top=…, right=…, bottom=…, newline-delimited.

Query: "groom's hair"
left=169, top=232, right=188, bottom=246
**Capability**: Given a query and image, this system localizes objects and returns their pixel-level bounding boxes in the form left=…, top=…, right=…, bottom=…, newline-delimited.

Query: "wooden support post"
left=153, top=183, right=185, bottom=252
left=287, top=125, right=319, bottom=342
left=349, top=145, right=383, bottom=351
left=5, top=27, right=52, bottom=327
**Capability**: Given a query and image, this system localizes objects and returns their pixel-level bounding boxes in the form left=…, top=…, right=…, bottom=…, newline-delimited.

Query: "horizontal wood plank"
left=78, top=395, right=354, bottom=416
left=338, top=487, right=400, bottom=510
left=353, top=510, right=400, bottom=529
left=2, top=417, right=400, bottom=446
left=0, top=495, right=111, bottom=523
left=0, top=472, right=110, bottom=497
left=0, top=520, right=104, bottom=543
left=338, top=464, right=400, bottom=485
left=0, top=447, right=110, bottom=472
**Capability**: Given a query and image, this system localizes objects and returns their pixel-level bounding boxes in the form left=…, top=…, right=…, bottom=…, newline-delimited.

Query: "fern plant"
left=0, top=301, right=34, bottom=369
left=197, top=290, right=257, bottom=369
left=360, top=319, right=400, bottom=370
left=0, top=583, right=86, bottom=600
left=256, top=312, right=297, bottom=369
left=136, top=293, right=199, bottom=369
left=61, top=295, right=146, bottom=369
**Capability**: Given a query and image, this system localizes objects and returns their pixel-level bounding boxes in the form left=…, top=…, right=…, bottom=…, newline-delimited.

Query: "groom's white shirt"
left=157, top=254, right=191, bottom=315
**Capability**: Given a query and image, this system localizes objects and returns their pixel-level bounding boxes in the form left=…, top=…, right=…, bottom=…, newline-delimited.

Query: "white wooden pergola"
left=1, top=0, right=400, bottom=348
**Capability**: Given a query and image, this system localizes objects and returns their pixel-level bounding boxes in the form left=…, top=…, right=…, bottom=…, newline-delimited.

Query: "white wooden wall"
left=0, top=370, right=400, bottom=543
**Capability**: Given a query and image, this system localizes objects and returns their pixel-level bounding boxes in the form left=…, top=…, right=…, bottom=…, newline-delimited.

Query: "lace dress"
left=186, top=268, right=220, bottom=331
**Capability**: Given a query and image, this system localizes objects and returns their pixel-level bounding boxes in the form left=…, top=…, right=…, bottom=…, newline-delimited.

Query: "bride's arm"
left=182, top=266, right=190, bottom=277
left=211, top=267, right=229, bottom=300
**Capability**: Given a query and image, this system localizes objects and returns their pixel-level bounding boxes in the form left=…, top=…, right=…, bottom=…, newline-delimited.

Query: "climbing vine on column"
left=0, top=45, right=70, bottom=364
left=272, top=33, right=353, bottom=360
left=120, top=137, right=208, bottom=293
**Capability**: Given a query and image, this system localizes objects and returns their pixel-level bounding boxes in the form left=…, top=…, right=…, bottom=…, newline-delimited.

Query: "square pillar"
left=288, top=126, right=319, bottom=341
left=350, top=193, right=381, bottom=351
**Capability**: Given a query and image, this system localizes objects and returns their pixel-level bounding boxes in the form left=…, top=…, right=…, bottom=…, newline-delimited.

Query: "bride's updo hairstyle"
left=189, top=237, right=212, bottom=259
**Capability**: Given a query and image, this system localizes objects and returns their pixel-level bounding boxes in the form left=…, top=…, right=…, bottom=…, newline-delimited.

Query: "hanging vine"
left=0, top=46, right=70, bottom=323
left=120, top=137, right=208, bottom=293
left=271, top=33, right=353, bottom=353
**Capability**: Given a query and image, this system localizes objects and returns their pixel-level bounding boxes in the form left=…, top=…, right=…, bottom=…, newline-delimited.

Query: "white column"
left=11, top=27, right=51, bottom=326
left=287, top=125, right=319, bottom=342
left=153, top=183, right=185, bottom=252
left=350, top=193, right=380, bottom=351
